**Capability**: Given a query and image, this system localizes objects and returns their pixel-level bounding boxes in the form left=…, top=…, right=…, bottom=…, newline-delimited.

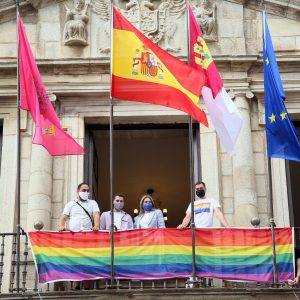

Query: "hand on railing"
left=58, top=226, right=66, bottom=232
left=286, top=275, right=299, bottom=287
left=92, top=225, right=99, bottom=232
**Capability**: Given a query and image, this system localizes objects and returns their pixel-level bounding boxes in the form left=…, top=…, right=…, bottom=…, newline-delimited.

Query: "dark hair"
left=77, top=182, right=89, bottom=191
left=114, top=193, right=126, bottom=200
left=195, top=181, right=206, bottom=188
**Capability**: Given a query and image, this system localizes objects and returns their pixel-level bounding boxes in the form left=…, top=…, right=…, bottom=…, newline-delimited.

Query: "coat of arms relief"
left=63, top=0, right=217, bottom=50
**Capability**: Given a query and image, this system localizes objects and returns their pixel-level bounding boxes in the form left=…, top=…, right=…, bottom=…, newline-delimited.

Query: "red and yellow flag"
left=111, top=7, right=208, bottom=126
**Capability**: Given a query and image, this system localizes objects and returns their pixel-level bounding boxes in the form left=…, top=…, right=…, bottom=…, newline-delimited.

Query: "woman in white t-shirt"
left=134, top=195, right=165, bottom=229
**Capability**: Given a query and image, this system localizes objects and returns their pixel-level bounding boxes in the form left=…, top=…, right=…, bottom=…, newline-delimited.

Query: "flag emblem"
left=193, top=36, right=213, bottom=70
left=132, top=47, right=164, bottom=79
left=42, top=125, right=56, bottom=136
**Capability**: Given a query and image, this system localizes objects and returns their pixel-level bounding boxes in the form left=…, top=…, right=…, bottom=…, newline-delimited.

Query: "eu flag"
left=263, top=12, right=300, bottom=162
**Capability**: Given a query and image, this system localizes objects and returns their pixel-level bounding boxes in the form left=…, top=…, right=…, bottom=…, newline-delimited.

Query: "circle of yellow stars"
left=265, top=57, right=289, bottom=126
left=268, top=111, right=287, bottom=123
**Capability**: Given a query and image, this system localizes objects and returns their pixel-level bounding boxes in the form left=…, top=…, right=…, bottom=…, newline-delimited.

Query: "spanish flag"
left=111, top=7, right=208, bottom=126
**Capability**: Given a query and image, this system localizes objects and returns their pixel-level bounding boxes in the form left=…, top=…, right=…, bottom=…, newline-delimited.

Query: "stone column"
left=232, top=93, right=258, bottom=226
left=26, top=145, right=53, bottom=231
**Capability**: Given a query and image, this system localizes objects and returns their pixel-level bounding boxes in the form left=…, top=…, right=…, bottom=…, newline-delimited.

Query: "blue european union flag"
left=263, top=12, right=300, bottom=162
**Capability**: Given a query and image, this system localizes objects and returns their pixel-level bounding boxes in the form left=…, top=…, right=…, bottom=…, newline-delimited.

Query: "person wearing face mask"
left=58, top=182, right=100, bottom=232
left=134, top=195, right=165, bottom=229
left=177, top=181, right=228, bottom=228
left=100, top=193, right=133, bottom=230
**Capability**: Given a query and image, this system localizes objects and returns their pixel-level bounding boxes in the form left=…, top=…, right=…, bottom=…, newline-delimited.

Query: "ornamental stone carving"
left=91, top=0, right=110, bottom=53
left=120, top=0, right=186, bottom=53
left=92, top=0, right=186, bottom=53
left=191, top=0, right=217, bottom=42
left=63, top=0, right=90, bottom=46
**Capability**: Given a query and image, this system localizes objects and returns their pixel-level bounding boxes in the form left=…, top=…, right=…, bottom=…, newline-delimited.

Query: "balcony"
left=0, top=228, right=300, bottom=300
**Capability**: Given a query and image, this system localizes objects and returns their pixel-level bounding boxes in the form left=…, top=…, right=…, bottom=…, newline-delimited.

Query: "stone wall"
left=0, top=0, right=300, bottom=291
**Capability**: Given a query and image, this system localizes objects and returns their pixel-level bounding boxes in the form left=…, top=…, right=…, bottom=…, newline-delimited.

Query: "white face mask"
left=79, top=191, right=89, bottom=201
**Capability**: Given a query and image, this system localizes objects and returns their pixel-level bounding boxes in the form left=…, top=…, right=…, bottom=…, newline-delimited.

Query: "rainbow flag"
left=28, top=228, right=294, bottom=284
left=195, top=228, right=294, bottom=282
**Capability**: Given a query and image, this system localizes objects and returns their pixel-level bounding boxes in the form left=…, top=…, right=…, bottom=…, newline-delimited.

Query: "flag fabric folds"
left=28, top=228, right=293, bottom=284
left=188, top=4, right=242, bottom=155
left=111, top=7, right=208, bottom=126
left=18, top=17, right=84, bottom=156
left=263, top=13, right=300, bottom=162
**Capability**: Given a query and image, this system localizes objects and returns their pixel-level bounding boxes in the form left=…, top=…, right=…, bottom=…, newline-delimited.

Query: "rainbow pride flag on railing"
left=28, top=228, right=294, bottom=284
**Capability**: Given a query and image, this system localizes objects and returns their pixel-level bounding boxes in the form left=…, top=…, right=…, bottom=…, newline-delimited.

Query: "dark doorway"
left=287, top=122, right=300, bottom=228
left=85, top=124, right=200, bottom=228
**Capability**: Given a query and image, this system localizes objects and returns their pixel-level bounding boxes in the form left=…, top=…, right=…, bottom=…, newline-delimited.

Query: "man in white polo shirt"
left=177, top=181, right=228, bottom=228
left=58, top=182, right=100, bottom=232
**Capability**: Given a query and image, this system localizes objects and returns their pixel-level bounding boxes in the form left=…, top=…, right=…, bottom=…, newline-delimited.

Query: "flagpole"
left=15, top=0, right=21, bottom=293
left=267, top=158, right=278, bottom=285
left=109, top=0, right=115, bottom=287
left=262, top=6, right=278, bottom=286
left=186, top=1, right=198, bottom=285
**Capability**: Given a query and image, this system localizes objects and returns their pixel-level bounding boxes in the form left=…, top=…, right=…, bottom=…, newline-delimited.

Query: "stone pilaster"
left=26, top=145, right=53, bottom=231
left=232, top=93, right=258, bottom=226
left=200, top=117, right=221, bottom=216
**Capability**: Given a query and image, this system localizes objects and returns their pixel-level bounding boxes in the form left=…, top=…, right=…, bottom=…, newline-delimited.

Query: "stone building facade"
left=0, top=0, right=300, bottom=291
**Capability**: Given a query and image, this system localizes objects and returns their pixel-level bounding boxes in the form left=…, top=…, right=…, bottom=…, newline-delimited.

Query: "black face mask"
left=196, top=189, right=205, bottom=198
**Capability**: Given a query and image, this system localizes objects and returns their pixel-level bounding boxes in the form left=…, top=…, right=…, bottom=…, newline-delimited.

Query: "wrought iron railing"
left=0, top=231, right=30, bottom=293
left=0, top=227, right=296, bottom=294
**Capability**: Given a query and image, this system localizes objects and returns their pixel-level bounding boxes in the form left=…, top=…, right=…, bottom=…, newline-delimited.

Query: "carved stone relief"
left=90, top=0, right=110, bottom=53
left=91, top=0, right=186, bottom=54
left=121, top=0, right=186, bottom=53
left=191, top=0, right=217, bottom=42
left=63, top=0, right=90, bottom=46
left=71, top=0, right=217, bottom=53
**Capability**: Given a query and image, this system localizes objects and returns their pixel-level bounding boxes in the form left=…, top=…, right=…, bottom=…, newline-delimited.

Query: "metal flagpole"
left=109, top=0, right=115, bottom=287
left=186, top=1, right=198, bottom=285
left=15, top=0, right=21, bottom=293
left=268, top=158, right=278, bottom=285
left=262, top=3, right=278, bottom=285
left=189, top=116, right=198, bottom=284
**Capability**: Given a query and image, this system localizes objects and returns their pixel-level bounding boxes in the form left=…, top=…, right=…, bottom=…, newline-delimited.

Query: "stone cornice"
left=0, top=0, right=36, bottom=24
left=1, top=55, right=300, bottom=99
left=228, top=0, right=300, bottom=21
left=0, top=55, right=260, bottom=72
left=3, top=54, right=300, bottom=74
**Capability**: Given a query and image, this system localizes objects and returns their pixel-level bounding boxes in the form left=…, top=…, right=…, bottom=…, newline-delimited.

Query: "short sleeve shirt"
left=186, top=197, right=221, bottom=228
left=63, top=199, right=100, bottom=232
